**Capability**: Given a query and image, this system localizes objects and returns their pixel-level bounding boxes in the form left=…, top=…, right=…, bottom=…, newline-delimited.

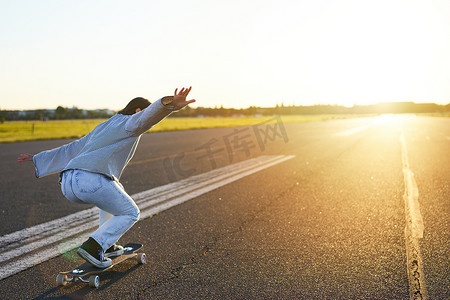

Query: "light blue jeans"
left=60, top=169, right=140, bottom=251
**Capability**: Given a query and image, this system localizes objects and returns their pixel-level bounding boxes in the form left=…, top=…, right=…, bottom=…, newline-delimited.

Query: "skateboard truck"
left=56, top=273, right=102, bottom=288
left=56, top=243, right=146, bottom=288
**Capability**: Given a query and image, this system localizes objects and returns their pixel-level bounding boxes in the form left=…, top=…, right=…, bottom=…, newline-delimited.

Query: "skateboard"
left=56, top=243, right=146, bottom=288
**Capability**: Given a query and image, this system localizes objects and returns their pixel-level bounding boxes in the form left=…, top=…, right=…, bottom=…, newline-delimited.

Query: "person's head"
left=118, top=97, right=151, bottom=115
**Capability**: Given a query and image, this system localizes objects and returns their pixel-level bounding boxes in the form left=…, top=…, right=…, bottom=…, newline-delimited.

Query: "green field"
left=0, top=115, right=365, bottom=143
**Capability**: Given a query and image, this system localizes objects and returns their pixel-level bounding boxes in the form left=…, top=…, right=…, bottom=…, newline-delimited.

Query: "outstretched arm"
left=164, top=86, right=196, bottom=110
left=125, top=86, right=196, bottom=135
left=18, top=132, right=92, bottom=178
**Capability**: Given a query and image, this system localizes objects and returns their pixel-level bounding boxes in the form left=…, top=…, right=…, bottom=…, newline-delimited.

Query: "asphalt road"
left=0, top=115, right=448, bottom=299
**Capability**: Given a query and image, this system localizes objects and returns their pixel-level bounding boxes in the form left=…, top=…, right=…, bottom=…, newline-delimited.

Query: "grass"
left=0, top=120, right=105, bottom=143
left=0, top=114, right=367, bottom=143
left=421, top=112, right=450, bottom=118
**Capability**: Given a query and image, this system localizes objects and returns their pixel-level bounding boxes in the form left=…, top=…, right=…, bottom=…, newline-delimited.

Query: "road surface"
left=0, top=115, right=448, bottom=299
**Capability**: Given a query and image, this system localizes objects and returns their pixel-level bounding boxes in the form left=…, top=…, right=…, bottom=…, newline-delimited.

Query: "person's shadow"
left=32, top=263, right=142, bottom=300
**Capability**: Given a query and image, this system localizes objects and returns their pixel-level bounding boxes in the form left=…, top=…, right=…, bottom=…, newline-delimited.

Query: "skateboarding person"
left=18, top=87, right=195, bottom=268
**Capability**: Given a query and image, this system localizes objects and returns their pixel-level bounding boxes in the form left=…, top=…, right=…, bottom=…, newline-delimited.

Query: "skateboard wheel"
left=89, top=275, right=100, bottom=288
left=136, top=253, right=147, bottom=264
left=56, top=274, right=67, bottom=286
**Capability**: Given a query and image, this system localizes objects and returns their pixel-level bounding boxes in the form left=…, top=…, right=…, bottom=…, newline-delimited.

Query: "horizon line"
left=2, top=100, right=449, bottom=112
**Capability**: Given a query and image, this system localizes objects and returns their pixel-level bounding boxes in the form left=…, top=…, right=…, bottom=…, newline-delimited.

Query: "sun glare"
left=297, top=0, right=444, bottom=106
left=0, top=0, right=449, bottom=110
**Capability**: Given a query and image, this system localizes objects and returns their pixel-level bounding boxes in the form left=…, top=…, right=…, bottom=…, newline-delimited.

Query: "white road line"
left=138, top=155, right=296, bottom=221
left=0, top=234, right=91, bottom=281
left=400, top=131, right=428, bottom=300
left=0, top=155, right=295, bottom=280
left=334, top=126, right=369, bottom=136
left=0, top=155, right=283, bottom=259
left=0, top=208, right=99, bottom=248
left=333, top=115, right=398, bottom=137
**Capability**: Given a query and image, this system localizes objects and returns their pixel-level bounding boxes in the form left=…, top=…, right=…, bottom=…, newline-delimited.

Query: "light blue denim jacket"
left=33, top=98, right=173, bottom=180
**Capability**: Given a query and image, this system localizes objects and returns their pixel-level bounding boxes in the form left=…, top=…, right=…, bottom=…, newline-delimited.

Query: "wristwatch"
left=161, top=96, right=174, bottom=106
left=161, top=96, right=182, bottom=110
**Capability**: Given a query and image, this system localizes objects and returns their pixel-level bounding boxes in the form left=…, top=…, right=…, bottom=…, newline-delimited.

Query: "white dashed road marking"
left=0, top=155, right=295, bottom=280
left=400, top=130, right=428, bottom=300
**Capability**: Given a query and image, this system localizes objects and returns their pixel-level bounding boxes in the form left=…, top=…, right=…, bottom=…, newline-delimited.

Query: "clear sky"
left=1, top=0, right=449, bottom=110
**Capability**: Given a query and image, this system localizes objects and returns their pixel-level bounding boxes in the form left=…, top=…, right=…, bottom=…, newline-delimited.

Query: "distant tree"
left=0, top=110, right=8, bottom=123
left=54, top=106, right=67, bottom=119
left=34, top=110, right=44, bottom=120
left=67, top=107, right=83, bottom=119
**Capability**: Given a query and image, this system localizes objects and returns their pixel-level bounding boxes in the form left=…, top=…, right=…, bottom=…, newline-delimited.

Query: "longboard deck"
left=61, top=243, right=143, bottom=277
left=57, top=243, right=145, bottom=288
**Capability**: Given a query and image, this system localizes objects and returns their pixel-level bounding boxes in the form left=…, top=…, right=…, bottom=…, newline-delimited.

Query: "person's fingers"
left=18, top=154, right=28, bottom=161
left=174, top=86, right=193, bottom=98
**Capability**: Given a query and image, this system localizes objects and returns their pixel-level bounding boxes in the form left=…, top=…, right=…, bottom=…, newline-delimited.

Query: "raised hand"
left=172, top=86, right=196, bottom=109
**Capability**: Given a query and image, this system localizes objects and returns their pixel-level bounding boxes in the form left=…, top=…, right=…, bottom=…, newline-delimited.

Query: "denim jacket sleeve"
left=32, top=131, right=92, bottom=178
left=124, top=98, right=173, bottom=136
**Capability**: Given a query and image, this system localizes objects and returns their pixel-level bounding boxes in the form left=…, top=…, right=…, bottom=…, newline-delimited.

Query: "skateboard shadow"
left=32, top=263, right=142, bottom=299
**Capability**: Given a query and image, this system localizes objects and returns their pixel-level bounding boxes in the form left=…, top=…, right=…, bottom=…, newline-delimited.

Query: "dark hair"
left=118, top=97, right=151, bottom=115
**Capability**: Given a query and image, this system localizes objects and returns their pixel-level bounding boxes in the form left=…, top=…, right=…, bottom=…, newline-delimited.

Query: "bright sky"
left=1, top=0, right=449, bottom=110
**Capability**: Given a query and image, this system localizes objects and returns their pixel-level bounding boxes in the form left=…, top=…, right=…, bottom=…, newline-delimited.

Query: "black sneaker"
left=77, top=237, right=111, bottom=268
left=105, top=244, right=124, bottom=258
